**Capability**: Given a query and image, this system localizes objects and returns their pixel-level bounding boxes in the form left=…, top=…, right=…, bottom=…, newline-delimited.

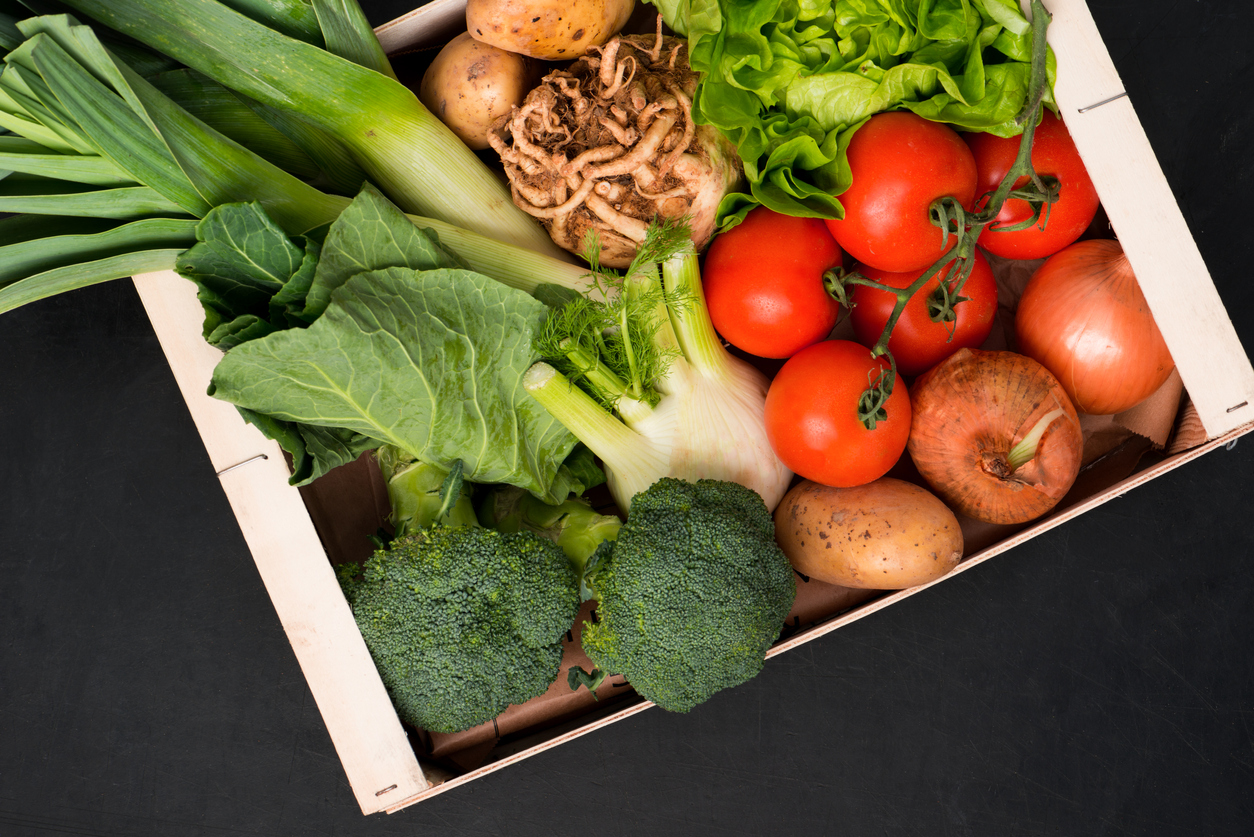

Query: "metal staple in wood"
left=1077, top=91, right=1128, bottom=113
left=215, top=453, right=269, bottom=477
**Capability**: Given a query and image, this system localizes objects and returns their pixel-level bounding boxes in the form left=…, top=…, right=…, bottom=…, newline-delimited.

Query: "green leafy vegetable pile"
left=647, top=0, right=1054, bottom=222
left=176, top=185, right=592, bottom=501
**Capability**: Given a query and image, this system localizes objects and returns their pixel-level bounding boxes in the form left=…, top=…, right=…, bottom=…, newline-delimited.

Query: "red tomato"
left=966, top=109, right=1100, bottom=259
left=849, top=249, right=999, bottom=377
left=702, top=206, right=844, bottom=358
left=825, top=112, right=977, bottom=273
left=764, top=339, right=911, bottom=488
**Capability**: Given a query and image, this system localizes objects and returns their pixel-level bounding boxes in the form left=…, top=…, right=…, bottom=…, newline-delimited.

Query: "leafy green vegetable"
left=173, top=187, right=595, bottom=488
left=209, top=264, right=581, bottom=502
left=648, top=0, right=1056, bottom=223
left=303, top=183, right=467, bottom=320
left=175, top=201, right=321, bottom=343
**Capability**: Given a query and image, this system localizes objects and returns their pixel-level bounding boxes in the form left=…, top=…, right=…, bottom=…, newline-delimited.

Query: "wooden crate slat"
left=1040, top=0, right=1254, bottom=437
left=131, top=271, right=430, bottom=814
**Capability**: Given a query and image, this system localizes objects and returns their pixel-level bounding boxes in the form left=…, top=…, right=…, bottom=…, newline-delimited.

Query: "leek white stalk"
left=57, top=0, right=570, bottom=260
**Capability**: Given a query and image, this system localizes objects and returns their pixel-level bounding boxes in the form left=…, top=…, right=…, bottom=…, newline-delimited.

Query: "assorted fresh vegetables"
left=0, top=0, right=1185, bottom=742
left=646, top=0, right=1055, bottom=224
left=55, top=0, right=568, bottom=257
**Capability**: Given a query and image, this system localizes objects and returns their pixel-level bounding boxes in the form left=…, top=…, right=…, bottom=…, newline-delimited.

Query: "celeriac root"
left=489, top=22, right=740, bottom=268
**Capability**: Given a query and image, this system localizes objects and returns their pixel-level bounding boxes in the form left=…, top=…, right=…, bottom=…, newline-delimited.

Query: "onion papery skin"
left=1014, top=239, right=1175, bottom=415
left=908, top=349, right=1084, bottom=525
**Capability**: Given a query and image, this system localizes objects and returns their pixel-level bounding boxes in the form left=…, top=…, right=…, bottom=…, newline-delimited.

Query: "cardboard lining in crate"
left=130, top=0, right=1254, bottom=815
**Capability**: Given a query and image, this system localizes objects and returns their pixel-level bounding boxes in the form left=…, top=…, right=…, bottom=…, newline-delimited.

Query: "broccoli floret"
left=340, top=526, right=580, bottom=734
left=576, top=478, right=796, bottom=713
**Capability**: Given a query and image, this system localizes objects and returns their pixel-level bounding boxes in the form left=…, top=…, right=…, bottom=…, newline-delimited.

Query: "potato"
left=418, top=32, right=541, bottom=150
left=466, top=0, right=636, bottom=60
left=774, top=478, right=963, bottom=590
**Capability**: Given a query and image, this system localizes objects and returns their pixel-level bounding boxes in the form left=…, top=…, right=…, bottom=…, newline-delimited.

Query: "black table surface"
left=4, top=1, right=1253, bottom=834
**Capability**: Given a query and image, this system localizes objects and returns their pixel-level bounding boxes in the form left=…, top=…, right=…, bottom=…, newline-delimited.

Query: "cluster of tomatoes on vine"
left=701, top=106, right=1101, bottom=489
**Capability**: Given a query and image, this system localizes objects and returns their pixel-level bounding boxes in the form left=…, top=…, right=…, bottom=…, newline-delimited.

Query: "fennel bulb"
left=524, top=228, right=791, bottom=511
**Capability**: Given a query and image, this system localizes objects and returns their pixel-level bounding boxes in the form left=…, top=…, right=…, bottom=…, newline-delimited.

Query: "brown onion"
left=1014, top=239, right=1175, bottom=415
left=908, top=349, right=1083, bottom=525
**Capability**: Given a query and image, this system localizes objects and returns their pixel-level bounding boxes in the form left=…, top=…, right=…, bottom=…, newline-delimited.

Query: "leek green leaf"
left=8, top=14, right=347, bottom=233
left=0, top=136, right=130, bottom=184
left=148, top=69, right=323, bottom=183
left=0, top=180, right=186, bottom=217
left=0, top=247, right=186, bottom=314
left=219, top=0, right=324, bottom=46
left=311, top=0, right=396, bottom=79
left=0, top=215, right=197, bottom=289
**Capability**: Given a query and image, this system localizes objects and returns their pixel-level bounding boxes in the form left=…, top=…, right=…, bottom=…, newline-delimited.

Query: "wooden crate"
left=131, top=0, right=1254, bottom=815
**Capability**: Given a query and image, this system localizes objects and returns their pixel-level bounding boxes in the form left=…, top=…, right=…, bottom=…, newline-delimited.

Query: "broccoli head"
left=578, top=478, right=797, bottom=712
left=340, top=525, right=580, bottom=734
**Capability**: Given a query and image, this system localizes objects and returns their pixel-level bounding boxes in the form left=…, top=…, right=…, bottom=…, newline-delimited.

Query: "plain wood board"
left=131, top=271, right=430, bottom=815
left=1031, top=0, right=1254, bottom=437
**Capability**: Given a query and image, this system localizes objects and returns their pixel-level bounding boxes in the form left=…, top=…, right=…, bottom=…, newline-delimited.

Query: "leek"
left=58, top=0, right=570, bottom=259
left=0, top=216, right=199, bottom=314
left=0, top=12, right=589, bottom=313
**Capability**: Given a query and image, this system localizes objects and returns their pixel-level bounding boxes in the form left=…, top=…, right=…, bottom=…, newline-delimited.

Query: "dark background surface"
left=4, top=1, right=1253, bottom=834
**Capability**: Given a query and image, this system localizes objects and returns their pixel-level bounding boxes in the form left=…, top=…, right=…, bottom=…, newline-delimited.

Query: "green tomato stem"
left=840, top=0, right=1056, bottom=416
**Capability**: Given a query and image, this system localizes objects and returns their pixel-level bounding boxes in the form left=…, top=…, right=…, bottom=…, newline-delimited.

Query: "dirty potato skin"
left=418, top=32, right=540, bottom=150
left=467, top=0, right=636, bottom=60
left=774, top=478, right=964, bottom=590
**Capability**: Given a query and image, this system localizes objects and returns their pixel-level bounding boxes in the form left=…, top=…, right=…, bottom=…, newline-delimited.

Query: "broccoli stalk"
left=377, top=445, right=477, bottom=535
left=477, top=485, right=622, bottom=579
left=524, top=225, right=792, bottom=513
left=568, top=478, right=797, bottom=713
